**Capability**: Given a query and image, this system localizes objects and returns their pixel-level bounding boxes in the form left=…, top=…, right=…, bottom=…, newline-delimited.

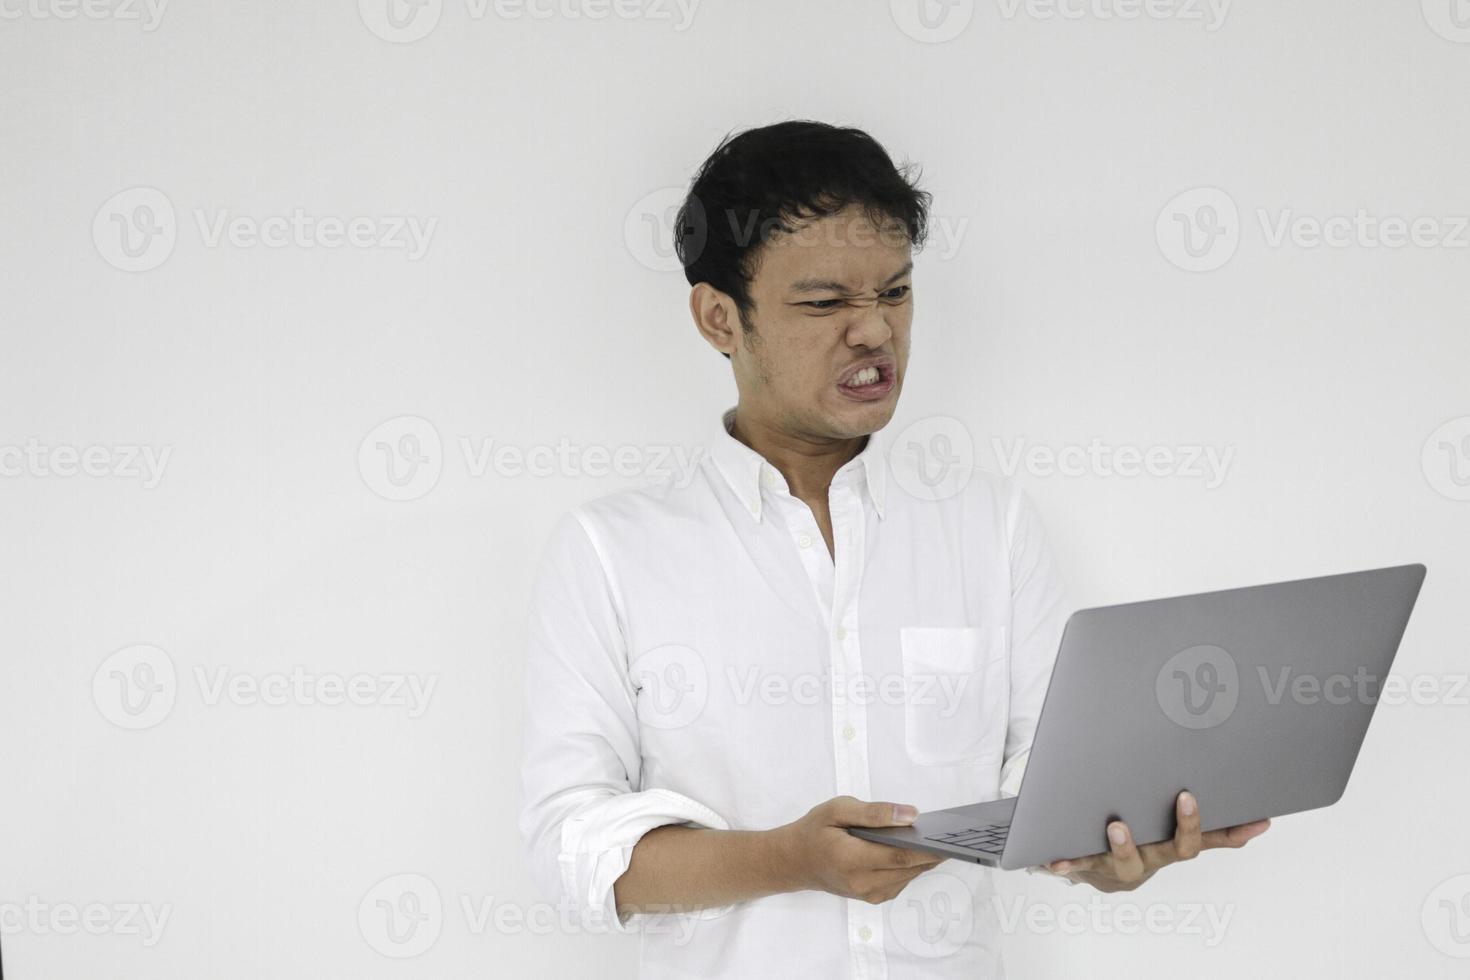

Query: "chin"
left=828, top=397, right=899, bottom=438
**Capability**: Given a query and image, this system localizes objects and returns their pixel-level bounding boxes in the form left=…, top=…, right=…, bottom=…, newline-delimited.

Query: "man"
left=519, top=120, right=1269, bottom=978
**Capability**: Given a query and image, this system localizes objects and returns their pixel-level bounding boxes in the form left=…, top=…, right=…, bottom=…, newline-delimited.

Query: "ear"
left=690, top=283, right=741, bottom=358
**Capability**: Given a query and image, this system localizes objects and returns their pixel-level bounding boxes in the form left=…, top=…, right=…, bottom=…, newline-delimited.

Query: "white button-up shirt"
left=520, top=409, right=1070, bottom=979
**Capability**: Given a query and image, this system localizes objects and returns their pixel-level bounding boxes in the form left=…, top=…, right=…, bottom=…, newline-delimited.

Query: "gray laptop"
left=851, top=563, right=1427, bottom=870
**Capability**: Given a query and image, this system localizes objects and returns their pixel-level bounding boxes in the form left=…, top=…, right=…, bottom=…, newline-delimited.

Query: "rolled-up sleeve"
left=518, top=509, right=731, bottom=931
left=998, top=483, right=1071, bottom=799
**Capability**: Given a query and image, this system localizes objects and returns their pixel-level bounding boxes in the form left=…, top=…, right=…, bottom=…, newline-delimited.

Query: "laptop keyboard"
left=925, top=823, right=1010, bottom=854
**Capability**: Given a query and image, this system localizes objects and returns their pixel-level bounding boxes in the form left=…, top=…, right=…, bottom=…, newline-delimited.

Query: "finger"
left=1049, top=818, right=1157, bottom=877
left=1048, top=848, right=1109, bottom=876
left=866, top=844, right=945, bottom=870
left=867, top=865, right=936, bottom=904
left=1105, top=821, right=1147, bottom=882
left=1202, top=818, right=1271, bottom=850
left=1047, top=839, right=1114, bottom=875
left=830, top=797, right=921, bottom=829
left=1171, top=790, right=1203, bottom=862
left=887, top=863, right=940, bottom=890
left=853, top=863, right=936, bottom=898
left=894, top=861, right=938, bottom=880
left=839, top=832, right=944, bottom=870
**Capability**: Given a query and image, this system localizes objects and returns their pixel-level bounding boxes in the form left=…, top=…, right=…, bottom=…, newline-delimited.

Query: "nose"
left=843, top=297, right=893, bottom=350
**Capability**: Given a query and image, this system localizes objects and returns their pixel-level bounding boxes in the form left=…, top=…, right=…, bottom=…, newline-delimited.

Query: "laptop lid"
left=999, top=563, right=1426, bottom=869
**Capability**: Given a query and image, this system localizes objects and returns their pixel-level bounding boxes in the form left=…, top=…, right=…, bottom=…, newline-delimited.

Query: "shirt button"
left=797, top=533, right=813, bottom=549
left=842, top=723, right=856, bottom=741
left=835, top=627, right=848, bottom=641
left=857, top=925, right=873, bottom=942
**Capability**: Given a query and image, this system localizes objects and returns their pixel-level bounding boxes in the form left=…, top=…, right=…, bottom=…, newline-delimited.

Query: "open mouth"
left=836, top=359, right=897, bottom=402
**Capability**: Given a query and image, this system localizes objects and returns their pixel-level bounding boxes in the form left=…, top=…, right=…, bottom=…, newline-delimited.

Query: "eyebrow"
left=788, top=260, right=914, bottom=296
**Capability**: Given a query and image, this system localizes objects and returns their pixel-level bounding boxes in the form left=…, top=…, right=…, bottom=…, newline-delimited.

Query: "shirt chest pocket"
left=898, top=625, right=1010, bottom=767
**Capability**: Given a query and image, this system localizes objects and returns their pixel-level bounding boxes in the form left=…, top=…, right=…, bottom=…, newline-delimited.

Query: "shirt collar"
left=710, top=408, right=888, bottom=522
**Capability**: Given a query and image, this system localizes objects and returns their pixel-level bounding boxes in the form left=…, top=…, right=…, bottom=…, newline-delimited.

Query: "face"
left=698, top=205, right=913, bottom=442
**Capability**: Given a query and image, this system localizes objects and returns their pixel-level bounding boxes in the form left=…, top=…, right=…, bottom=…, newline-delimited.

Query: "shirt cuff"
left=558, top=787, right=734, bottom=932
left=999, top=748, right=1030, bottom=799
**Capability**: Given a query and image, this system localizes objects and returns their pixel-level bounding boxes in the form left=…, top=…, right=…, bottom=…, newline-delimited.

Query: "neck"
left=729, top=407, right=867, bottom=503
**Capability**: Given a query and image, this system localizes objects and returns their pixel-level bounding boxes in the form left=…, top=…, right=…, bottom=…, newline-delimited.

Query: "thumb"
left=828, top=797, right=920, bottom=828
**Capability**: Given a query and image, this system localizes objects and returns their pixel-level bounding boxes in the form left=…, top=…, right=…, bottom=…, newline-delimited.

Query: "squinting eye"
left=882, top=285, right=911, bottom=300
left=804, top=300, right=841, bottom=310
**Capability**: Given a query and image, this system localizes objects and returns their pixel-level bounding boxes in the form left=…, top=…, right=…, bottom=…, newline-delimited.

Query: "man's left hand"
left=1045, top=791, right=1270, bottom=893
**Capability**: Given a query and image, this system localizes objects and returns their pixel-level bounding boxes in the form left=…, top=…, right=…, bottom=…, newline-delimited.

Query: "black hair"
left=673, top=120, right=932, bottom=357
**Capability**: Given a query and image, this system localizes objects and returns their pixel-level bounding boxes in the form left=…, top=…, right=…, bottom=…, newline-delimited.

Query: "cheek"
left=887, top=311, right=913, bottom=354
left=766, top=320, right=830, bottom=380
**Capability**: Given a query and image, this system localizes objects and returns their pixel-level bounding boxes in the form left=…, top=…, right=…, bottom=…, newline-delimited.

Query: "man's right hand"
left=771, top=795, right=945, bottom=904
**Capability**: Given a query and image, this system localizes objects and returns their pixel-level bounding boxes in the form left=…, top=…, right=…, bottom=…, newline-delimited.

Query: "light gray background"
left=3, top=0, right=1468, bottom=976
